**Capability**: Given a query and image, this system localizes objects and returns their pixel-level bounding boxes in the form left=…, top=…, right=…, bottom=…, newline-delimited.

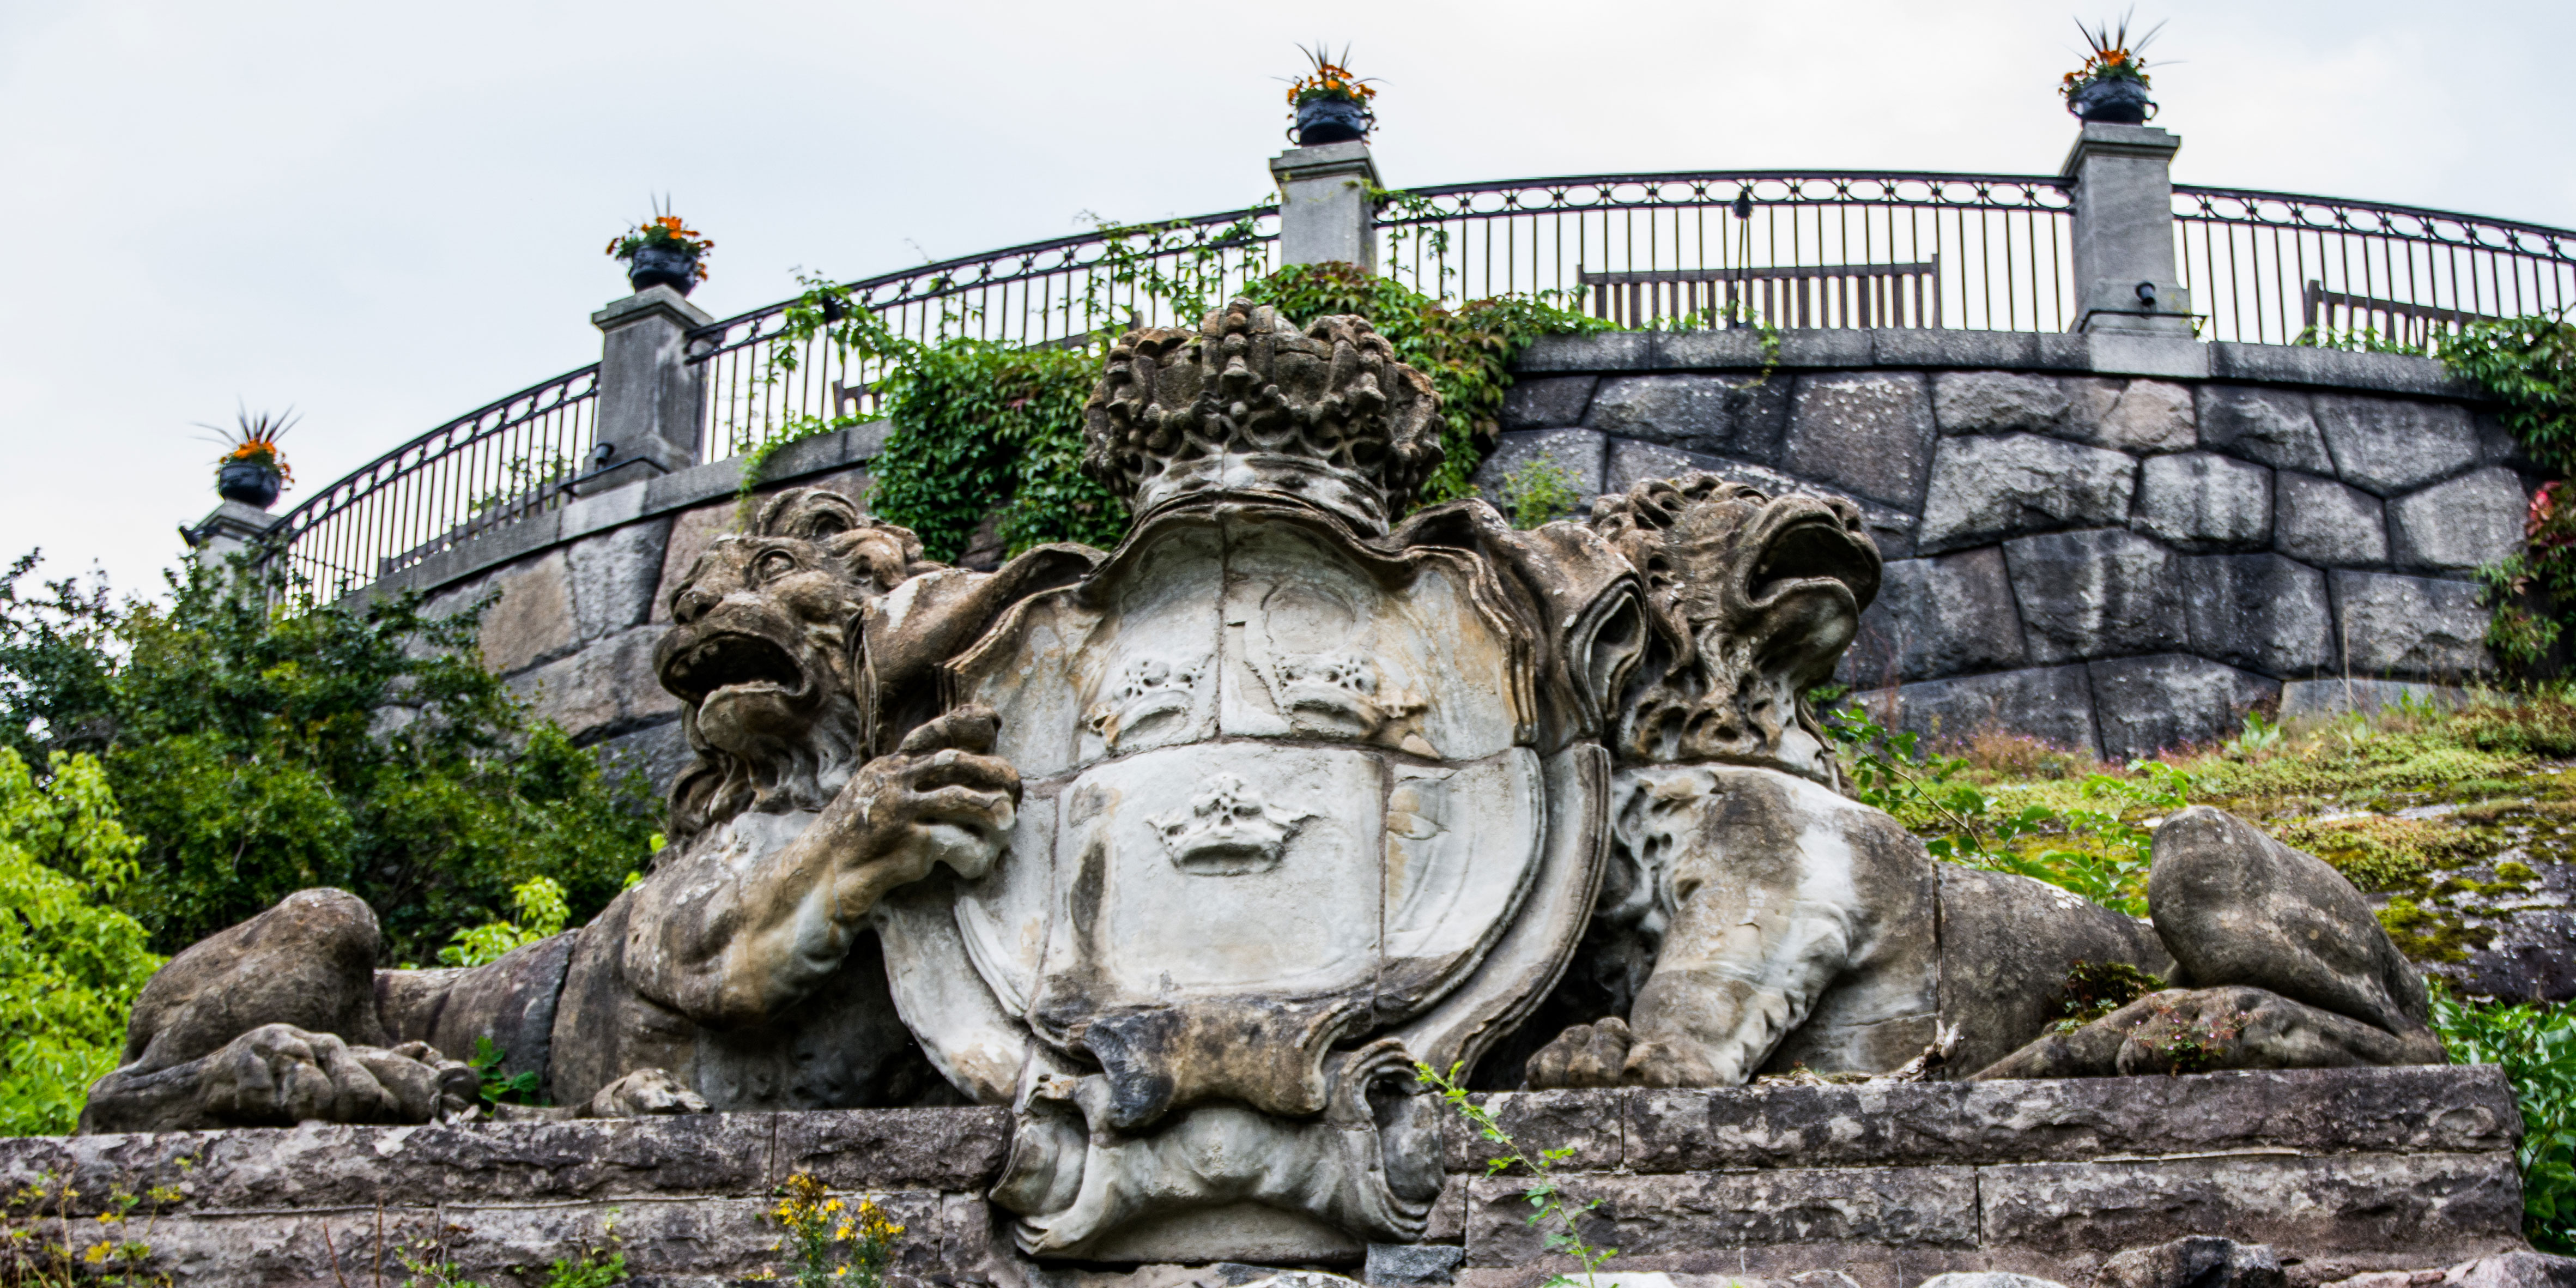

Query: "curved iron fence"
left=2172, top=185, right=2576, bottom=346
left=266, top=365, right=598, bottom=594
left=264, top=168, right=2576, bottom=596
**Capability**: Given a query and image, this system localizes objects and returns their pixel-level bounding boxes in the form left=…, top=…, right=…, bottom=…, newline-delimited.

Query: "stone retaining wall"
left=358, top=330, right=2530, bottom=791
left=1478, top=330, right=2530, bottom=760
left=0, top=1067, right=2526, bottom=1287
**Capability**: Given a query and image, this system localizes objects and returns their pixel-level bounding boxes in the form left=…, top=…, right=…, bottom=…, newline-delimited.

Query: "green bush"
left=0, top=553, right=658, bottom=963
left=0, top=748, right=162, bottom=1136
left=2432, top=984, right=2576, bottom=1251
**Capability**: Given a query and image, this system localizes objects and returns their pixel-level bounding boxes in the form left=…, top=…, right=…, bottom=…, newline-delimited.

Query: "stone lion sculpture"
left=82, top=299, right=2442, bottom=1258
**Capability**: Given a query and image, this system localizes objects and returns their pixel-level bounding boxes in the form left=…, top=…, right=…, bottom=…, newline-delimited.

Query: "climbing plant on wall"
left=2441, top=311, right=2576, bottom=667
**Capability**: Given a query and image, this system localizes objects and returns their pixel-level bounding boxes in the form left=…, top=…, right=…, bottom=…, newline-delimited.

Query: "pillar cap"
left=2059, top=122, right=2181, bottom=177
left=592, top=284, right=714, bottom=332
left=1269, top=141, right=1380, bottom=186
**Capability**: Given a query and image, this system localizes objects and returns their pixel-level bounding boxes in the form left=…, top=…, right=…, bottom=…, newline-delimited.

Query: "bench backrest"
left=1579, top=258, right=1941, bottom=330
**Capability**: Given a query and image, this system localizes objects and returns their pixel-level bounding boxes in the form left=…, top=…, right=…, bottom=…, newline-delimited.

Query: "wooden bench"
left=1580, top=258, right=1940, bottom=330
left=2303, top=281, right=2499, bottom=348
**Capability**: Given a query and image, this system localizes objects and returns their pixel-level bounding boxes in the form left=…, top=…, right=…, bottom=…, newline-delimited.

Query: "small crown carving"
left=1149, top=773, right=1310, bottom=875
left=1083, top=299, right=1445, bottom=534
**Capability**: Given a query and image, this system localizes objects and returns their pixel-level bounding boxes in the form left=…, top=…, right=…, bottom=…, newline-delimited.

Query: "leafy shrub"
left=0, top=553, right=657, bottom=963
left=1497, top=455, right=1584, bottom=529
left=2432, top=983, right=2576, bottom=1251
left=0, top=749, right=162, bottom=1136
left=2054, top=960, right=2164, bottom=1030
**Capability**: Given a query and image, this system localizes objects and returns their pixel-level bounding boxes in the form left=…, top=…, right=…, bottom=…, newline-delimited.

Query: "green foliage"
left=2432, top=983, right=2576, bottom=1251
left=1498, top=455, right=1585, bottom=529
left=1240, top=262, right=1608, bottom=506
left=871, top=339, right=1124, bottom=561
left=0, top=749, right=163, bottom=1137
left=4, top=1165, right=186, bottom=1286
left=0, top=552, right=658, bottom=964
left=1825, top=703, right=2183, bottom=916
left=466, top=1034, right=542, bottom=1105
left=1415, top=1060, right=1616, bottom=1288
left=752, top=1173, right=902, bottom=1287
left=2054, top=959, right=2165, bottom=1031
left=2446, top=312, right=2576, bottom=471
left=439, top=875, right=571, bottom=968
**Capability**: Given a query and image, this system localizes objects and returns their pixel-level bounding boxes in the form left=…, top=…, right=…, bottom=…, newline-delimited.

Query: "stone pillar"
left=181, top=500, right=278, bottom=563
left=1270, top=141, right=1380, bottom=271
left=2061, top=123, right=2193, bottom=336
left=584, top=285, right=711, bottom=494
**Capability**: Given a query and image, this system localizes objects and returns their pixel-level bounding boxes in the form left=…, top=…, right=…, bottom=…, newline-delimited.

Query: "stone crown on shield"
left=1081, top=298, right=1446, bottom=535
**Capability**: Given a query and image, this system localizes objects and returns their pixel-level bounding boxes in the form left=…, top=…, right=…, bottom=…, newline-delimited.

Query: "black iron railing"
left=2173, top=186, right=2576, bottom=346
left=689, top=207, right=1280, bottom=461
left=1373, top=171, right=2076, bottom=331
left=265, top=366, right=598, bottom=595
left=264, top=169, right=2576, bottom=596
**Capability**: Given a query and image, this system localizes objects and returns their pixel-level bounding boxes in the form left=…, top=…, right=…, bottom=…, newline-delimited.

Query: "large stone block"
left=2279, top=678, right=2474, bottom=719
left=2314, top=394, right=2480, bottom=495
left=1974, top=1151, right=2523, bottom=1268
left=2132, top=452, right=2273, bottom=551
left=594, top=717, right=694, bottom=799
left=565, top=516, right=673, bottom=642
left=2064, top=378, right=2196, bottom=453
left=2196, top=385, right=2331, bottom=472
left=1439, top=1090, right=1622, bottom=1174
left=2274, top=472, right=2389, bottom=567
left=2182, top=553, right=2335, bottom=676
left=2002, top=529, right=2189, bottom=664
left=2329, top=571, right=2493, bottom=678
left=508, top=625, right=680, bottom=744
left=465, top=551, right=578, bottom=676
left=2088, top=654, right=2280, bottom=760
left=1584, top=373, right=1791, bottom=463
left=1464, top=1168, right=1979, bottom=1265
left=1840, top=547, right=2028, bottom=686
left=771, top=1106, right=1013, bottom=1190
left=1500, top=375, right=1598, bottom=431
left=2388, top=467, right=2527, bottom=572
left=1473, top=430, right=1608, bottom=517
left=1916, top=434, right=2137, bottom=554
left=1846, top=664, right=2098, bottom=755
left=1784, top=372, right=1937, bottom=508
left=1932, top=372, right=2069, bottom=434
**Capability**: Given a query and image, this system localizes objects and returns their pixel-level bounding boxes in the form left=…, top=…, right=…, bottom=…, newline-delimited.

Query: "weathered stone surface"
left=2002, top=529, right=2189, bottom=664
left=771, top=1106, right=1012, bottom=1190
left=2328, top=571, right=2492, bottom=678
left=1584, top=373, right=1790, bottom=462
left=1474, top=429, right=1609, bottom=515
left=471, top=550, right=577, bottom=675
left=1846, top=664, right=2098, bottom=755
left=651, top=500, right=734, bottom=624
left=2133, top=452, right=2273, bottom=551
left=508, top=624, right=679, bottom=744
left=1938, top=865, right=2173, bottom=1078
left=2066, top=378, right=2197, bottom=453
left=2198, top=385, right=2331, bottom=472
left=1932, top=372, right=2069, bottom=434
left=2389, top=467, right=2527, bottom=573
left=1439, top=1090, right=1621, bottom=1173
left=2090, top=654, right=2279, bottom=759
left=1975, top=1151, right=2523, bottom=1265
left=1840, top=548, right=2027, bottom=686
left=1368, top=1242, right=1466, bottom=1287
left=2280, top=678, right=2474, bottom=718
left=2314, top=394, right=2480, bottom=495
left=565, top=516, right=673, bottom=643
left=1918, top=1277, right=2066, bottom=1288
left=2096, top=1236, right=2286, bottom=1288
left=1916, top=434, right=2137, bottom=554
left=1784, top=372, right=1936, bottom=507
left=1600, top=439, right=1919, bottom=559
left=2183, top=554, right=2334, bottom=676
left=1500, top=375, right=1598, bottom=430
left=1464, top=1168, right=1980, bottom=1264
left=592, top=716, right=692, bottom=799
left=2274, top=472, right=2390, bottom=568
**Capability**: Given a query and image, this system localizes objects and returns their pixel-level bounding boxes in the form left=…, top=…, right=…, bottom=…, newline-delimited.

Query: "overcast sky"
left=3, top=0, right=2568, bottom=598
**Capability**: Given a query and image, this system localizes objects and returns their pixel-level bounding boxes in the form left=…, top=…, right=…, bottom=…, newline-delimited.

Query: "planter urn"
left=1293, top=97, right=1371, bottom=146
left=626, top=244, right=701, bottom=296
left=217, top=461, right=282, bottom=510
left=2068, top=77, right=2155, bottom=124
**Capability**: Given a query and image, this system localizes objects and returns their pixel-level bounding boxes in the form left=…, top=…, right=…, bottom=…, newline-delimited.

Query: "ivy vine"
left=742, top=261, right=1601, bottom=563
left=2445, top=311, right=2576, bottom=668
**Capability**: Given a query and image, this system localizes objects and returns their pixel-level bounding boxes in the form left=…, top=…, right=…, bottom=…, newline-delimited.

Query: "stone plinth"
left=0, top=1067, right=2525, bottom=1287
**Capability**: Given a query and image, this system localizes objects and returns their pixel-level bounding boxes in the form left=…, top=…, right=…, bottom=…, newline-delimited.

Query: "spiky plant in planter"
left=2061, top=12, right=2164, bottom=124
left=1283, top=44, right=1378, bottom=146
left=608, top=203, right=714, bottom=295
left=201, top=407, right=297, bottom=510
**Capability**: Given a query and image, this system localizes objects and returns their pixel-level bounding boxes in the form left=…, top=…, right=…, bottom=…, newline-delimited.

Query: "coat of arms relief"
left=83, top=302, right=2448, bottom=1263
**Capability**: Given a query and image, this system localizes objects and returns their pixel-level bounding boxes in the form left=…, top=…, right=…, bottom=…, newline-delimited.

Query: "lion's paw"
left=199, top=1024, right=459, bottom=1126
left=1523, top=1017, right=1634, bottom=1089
left=584, top=1067, right=712, bottom=1118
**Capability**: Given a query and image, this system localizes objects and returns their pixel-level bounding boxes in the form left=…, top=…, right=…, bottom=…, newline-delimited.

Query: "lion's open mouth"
left=662, top=630, right=807, bottom=704
left=1744, top=512, right=1879, bottom=608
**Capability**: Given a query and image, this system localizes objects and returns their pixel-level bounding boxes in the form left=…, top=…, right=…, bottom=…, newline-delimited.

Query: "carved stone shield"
left=872, top=501, right=1610, bottom=1260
